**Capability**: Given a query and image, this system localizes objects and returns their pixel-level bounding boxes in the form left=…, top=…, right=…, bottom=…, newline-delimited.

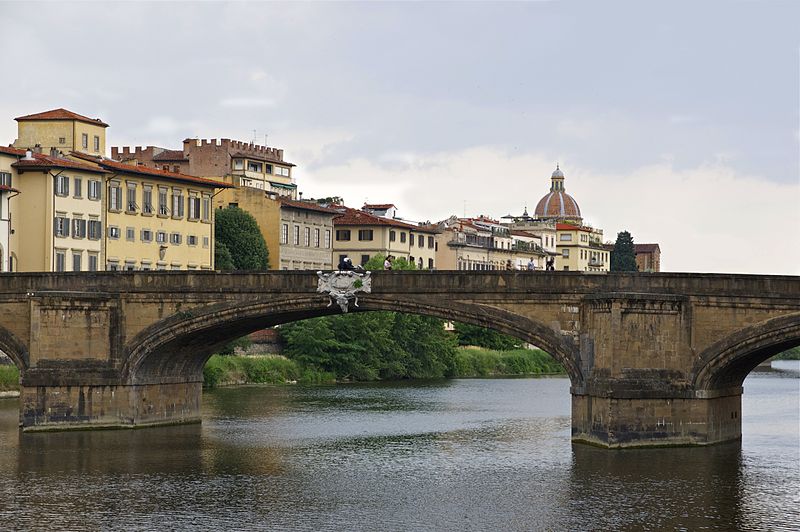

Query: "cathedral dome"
left=534, top=165, right=582, bottom=221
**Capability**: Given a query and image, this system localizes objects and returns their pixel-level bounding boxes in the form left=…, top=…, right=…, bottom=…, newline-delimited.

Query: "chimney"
left=50, top=147, right=60, bottom=158
left=32, top=144, right=42, bottom=154
left=23, top=149, right=34, bottom=161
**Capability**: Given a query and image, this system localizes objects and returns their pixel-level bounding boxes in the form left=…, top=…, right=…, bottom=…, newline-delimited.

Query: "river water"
left=0, top=362, right=796, bottom=531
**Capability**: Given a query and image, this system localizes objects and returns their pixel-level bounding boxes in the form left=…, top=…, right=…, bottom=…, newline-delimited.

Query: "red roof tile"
left=0, top=146, right=26, bottom=157
left=70, top=152, right=234, bottom=188
left=334, top=208, right=436, bottom=233
left=363, top=203, right=396, bottom=210
left=556, top=223, right=592, bottom=232
left=11, top=152, right=107, bottom=174
left=279, top=198, right=341, bottom=215
left=15, top=108, right=109, bottom=127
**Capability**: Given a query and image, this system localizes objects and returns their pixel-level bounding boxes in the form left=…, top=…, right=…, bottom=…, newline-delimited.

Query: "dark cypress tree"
left=611, top=231, right=637, bottom=272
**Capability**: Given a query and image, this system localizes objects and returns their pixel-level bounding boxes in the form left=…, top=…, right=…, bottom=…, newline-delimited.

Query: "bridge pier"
left=571, top=390, right=742, bottom=448
left=19, top=382, right=202, bottom=431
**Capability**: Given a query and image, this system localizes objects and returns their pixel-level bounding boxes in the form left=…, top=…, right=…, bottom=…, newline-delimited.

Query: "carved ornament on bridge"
left=316, top=271, right=372, bottom=313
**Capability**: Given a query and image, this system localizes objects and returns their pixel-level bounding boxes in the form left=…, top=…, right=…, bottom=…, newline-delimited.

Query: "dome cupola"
left=534, top=164, right=582, bottom=221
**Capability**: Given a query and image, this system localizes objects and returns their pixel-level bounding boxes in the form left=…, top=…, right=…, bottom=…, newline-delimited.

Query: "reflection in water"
left=0, top=365, right=795, bottom=530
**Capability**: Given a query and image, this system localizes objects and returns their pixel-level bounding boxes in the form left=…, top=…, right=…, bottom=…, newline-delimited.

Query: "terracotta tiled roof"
left=0, top=146, right=26, bottom=157
left=279, top=198, right=340, bottom=215
left=11, top=152, right=107, bottom=174
left=334, top=208, right=437, bottom=233
left=70, top=152, right=234, bottom=188
left=152, top=149, right=187, bottom=161
left=634, top=243, right=660, bottom=253
left=556, top=223, right=591, bottom=232
left=535, top=191, right=581, bottom=219
left=15, top=108, right=109, bottom=127
left=363, top=203, right=396, bottom=210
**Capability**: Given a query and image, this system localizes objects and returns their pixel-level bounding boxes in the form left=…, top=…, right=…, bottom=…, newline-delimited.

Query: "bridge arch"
left=692, top=312, right=800, bottom=391
left=122, top=295, right=582, bottom=387
left=0, top=322, right=29, bottom=371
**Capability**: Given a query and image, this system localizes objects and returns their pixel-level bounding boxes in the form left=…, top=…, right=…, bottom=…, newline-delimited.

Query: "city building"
left=0, top=149, right=20, bottom=272
left=332, top=207, right=438, bottom=269
left=3, top=146, right=107, bottom=272
left=435, top=215, right=549, bottom=270
left=112, top=138, right=297, bottom=199
left=13, top=108, right=108, bottom=156
left=555, top=223, right=609, bottom=271
left=72, top=153, right=233, bottom=271
left=635, top=243, right=661, bottom=272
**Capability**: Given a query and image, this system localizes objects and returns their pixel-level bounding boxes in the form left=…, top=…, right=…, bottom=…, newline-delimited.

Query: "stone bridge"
left=0, top=271, right=798, bottom=448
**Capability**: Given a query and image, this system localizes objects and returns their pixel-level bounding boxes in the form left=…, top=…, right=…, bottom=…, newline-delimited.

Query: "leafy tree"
left=611, top=230, right=637, bottom=272
left=214, top=241, right=235, bottom=271
left=452, top=322, right=523, bottom=350
left=215, top=207, right=269, bottom=270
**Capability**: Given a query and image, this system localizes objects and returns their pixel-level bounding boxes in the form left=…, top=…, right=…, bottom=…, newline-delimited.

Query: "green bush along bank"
left=0, top=365, right=20, bottom=391
left=453, top=347, right=564, bottom=377
left=203, top=354, right=334, bottom=388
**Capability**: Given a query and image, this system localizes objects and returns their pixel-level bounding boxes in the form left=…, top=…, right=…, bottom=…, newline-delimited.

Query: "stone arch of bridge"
left=122, top=294, right=582, bottom=387
left=0, top=322, right=29, bottom=371
left=692, top=312, right=800, bottom=391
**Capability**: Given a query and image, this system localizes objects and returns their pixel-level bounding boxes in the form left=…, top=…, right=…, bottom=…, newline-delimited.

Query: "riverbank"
left=203, top=347, right=564, bottom=388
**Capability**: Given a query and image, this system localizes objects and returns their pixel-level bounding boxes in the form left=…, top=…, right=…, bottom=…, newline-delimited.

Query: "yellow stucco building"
left=13, top=108, right=108, bottom=157
left=555, top=223, right=609, bottom=272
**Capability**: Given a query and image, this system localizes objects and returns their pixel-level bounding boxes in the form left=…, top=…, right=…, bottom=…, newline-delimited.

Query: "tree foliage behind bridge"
left=214, top=206, right=269, bottom=271
left=611, top=230, right=637, bottom=272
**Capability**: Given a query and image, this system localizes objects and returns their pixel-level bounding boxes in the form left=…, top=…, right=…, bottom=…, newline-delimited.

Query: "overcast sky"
left=1, top=1, right=798, bottom=274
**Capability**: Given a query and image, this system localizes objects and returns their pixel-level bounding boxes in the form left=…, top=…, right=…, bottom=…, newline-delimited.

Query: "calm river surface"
left=0, top=362, right=797, bottom=531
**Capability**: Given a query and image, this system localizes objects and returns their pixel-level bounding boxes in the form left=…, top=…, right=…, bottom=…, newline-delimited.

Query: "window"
left=93, top=135, right=100, bottom=152
left=73, top=177, right=82, bottom=198
left=109, top=182, right=122, bottom=211
left=126, top=227, right=135, bottom=241
left=280, top=224, right=288, bottom=244
left=156, top=231, right=167, bottom=243
left=247, top=161, right=262, bottom=173
left=142, top=186, right=153, bottom=214
left=275, top=166, right=290, bottom=177
left=265, top=164, right=273, bottom=174
left=358, top=229, right=373, bottom=241
left=324, top=230, right=331, bottom=249
left=188, top=194, right=200, bottom=220
left=563, top=266, right=570, bottom=271
left=55, top=174, right=69, bottom=196
left=428, top=258, right=434, bottom=269
left=126, top=183, right=138, bottom=213
left=55, top=250, right=66, bottom=272
left=72, top=218, right=87, bottom=239
left=72, top=252, right=82, bottom=272
left=562, top=248, right=570, bottom=258
left=232, top=159, right=244, bottom=170
left=170, top=233, right=182, bottom=245
left=58, top=137, right=65, bottom=145
left=361, top=254, right=369, bottom=266
left=389, top=230, right=396, bottom=242
left=171, top=189, right=184, bottom=218
left=314, top=228, right=320, bottom=248
left=173, top=166, right=179, bottom=173
left=88, top=253, right=98, bottom=272
left=88, top=180, right=101, bottom=200
left=417, top=235, right=423, bottom=247
left=202, top=236, right=209, bottom=248
left=187, top=235, right=198, bottom=246
left=304, top=227, right=310, bottom=247
left=107, top=260, right=119, bottom=271
left=201, top=195, right=211, bottom=222
left=140, top=261, right=151, bottom=271
left=428, top=236, right=434, bottom=248
left=108, top=226, right=120, bottom=239
left=0, top=172, right=10, bottom=187
left=158, top=187, right=169, bottom=216
left=81, top=133, right=88, bottom=149
left=293, top=225, right=300, bottom=245
left=88, top=219, right=101, bottom=240
left=400, top=232, right=406, bottom=243
left=336, top=229, right=350, bottom=241
left=560, top=233, right=572, bottom=241
left=125, top=260, right=136, bottom=271
left=141, top=229, right=153, bottom=242
left=54, top=215, right=69, bottom=237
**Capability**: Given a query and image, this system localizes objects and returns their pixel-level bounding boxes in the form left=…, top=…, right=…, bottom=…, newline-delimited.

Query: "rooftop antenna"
left=264, top=133, right=268, bottom=147
left=252, top=129, right=257, bottom=144
left=463, top=200, right=466, bottom=218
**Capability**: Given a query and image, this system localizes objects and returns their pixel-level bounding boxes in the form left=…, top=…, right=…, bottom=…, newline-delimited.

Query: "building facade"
left=332, top=207, right=438, bottom=269
left=72, top=155, right=232, bottom=271
left=635, top=243, right=662, bottom=272
left=4, top=146, right=107, bottom=272
left=112, top=138, right=296, bottom=199
left=0, top=149, right=20, bottom=272
left=13, top=108, right=108, bottom=157
left=555, top=223, right=609, bottom=271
